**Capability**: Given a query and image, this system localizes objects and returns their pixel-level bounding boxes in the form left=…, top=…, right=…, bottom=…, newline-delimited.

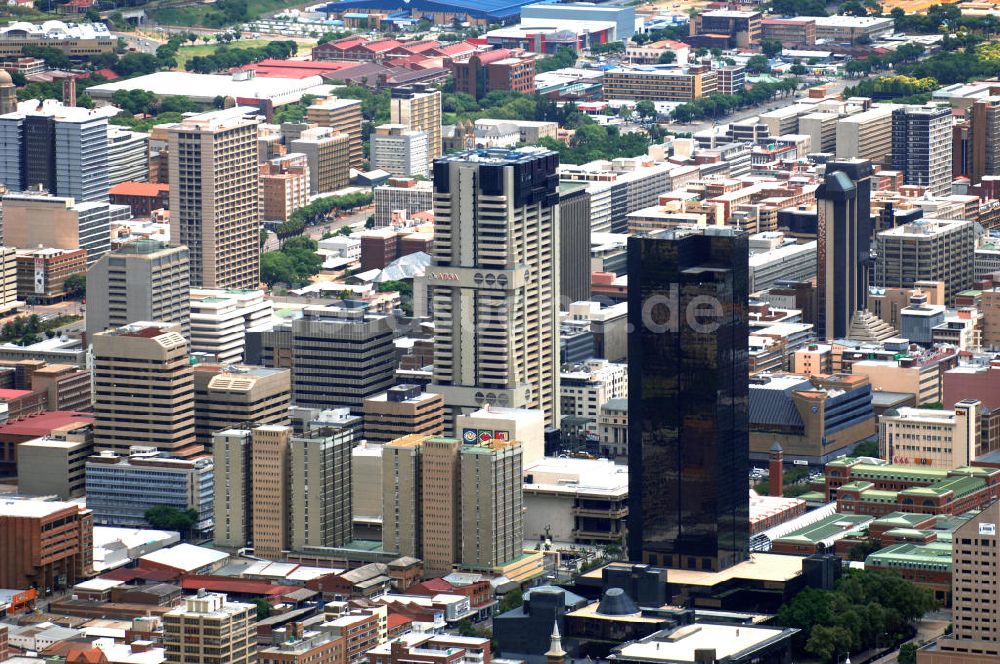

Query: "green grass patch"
left=174, top=39, right=272, bottom=67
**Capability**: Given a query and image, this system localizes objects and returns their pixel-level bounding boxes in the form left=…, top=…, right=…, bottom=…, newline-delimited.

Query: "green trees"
left=898, top=643, right=918, bottom=664
left=761, top=39, right=783, bottom=57
left=64, top=273, right=86, bottom=299
left=670, top=78, right=801, bottom=123
left=635, top=100, right=657, bottom=120
left=253, top=598, right=272, bottom=620
left=538, top=124, right=650, bottom=164
left=113, top=52, right=159, bottom=77
left=778, top=570, right=937, bottom=663
left=144, top=506, right=199, bottom=537
left=658, top=50, right=677, bottom=64
left=535, top=47, right=577, bottom=73
left=745, top=54, right=771, bottom=74
left=260, top=236, right=323, bottom=288
left=185, top=41, right=298, bottom=73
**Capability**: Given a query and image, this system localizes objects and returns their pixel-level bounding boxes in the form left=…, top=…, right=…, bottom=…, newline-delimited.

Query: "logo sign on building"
left=33, top=257, right=45, bottom=295
left=462, top=428, right=510, bottom=444
left=980, top=523, right=996, bottom=536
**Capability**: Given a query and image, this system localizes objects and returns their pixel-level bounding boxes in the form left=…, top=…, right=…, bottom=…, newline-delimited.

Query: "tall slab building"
left=428, top=147, right=561, bottom=429
left=626, top=227, right=750, bottom=572
left=168, top=108, right=260, bottom=290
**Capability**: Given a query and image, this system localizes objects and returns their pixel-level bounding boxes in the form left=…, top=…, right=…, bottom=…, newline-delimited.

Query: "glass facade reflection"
left=626, top=227, right=750, bottom=572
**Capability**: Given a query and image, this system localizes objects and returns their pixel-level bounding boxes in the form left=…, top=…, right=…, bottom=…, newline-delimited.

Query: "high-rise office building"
left=290, top=424, right=353, bottom=551
left=291, top=306, right=395, bottom=411
left=835, top=104, right=896, bottom=166
left=213, top=429, right=252, bottom=550
left=192, top=364, right=291, bottom=448
left=428, top=148, right=560, bottom=429
left=918, top=501, right=1000, bottom=663
left=559, top=182, right=592, bottom=307
left=163, top=591, right=255, bottom=664
left=875, top=218, right=975, bottom=306
left=251, top=424, right=291, bottom=559
left=168, top=108, right=260, bottom=290
left=362, top=384, right=444, bottom=445
left=189, top=289, right=273, bottom=364
left=970, top=96, right=1000, bottom=185
left=816, top=159, right=873, bottom=341
left=891, top=104, right=952, bottom=196
left=92, top=322, right=198, bottom=459
left=305, top=98, right=363, bottom=169
left=371, top=124, right=429, bottom=178
left=390, top=85, right=442, bottom=166
left=107, top=126, right=149, bottom=186
left=381, top=435, right=524, bottom=576
left=2, top=192, right=129, bottom=266
left=290, top=127, right=351, bottom=194
left=0, top=100, right=113, bottom=202
left=626, top=227, right=749, bottom=572
left=85, top=240, right=191, bottom=339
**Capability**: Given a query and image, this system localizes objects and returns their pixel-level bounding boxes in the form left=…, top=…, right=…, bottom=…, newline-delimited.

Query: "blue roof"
left=316, top=0, right=534, bottom=20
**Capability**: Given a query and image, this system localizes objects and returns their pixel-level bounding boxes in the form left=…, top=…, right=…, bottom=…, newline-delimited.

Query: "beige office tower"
left=213, top=429, right=251, bottom=550
left=85, top=241, right=191, bottom=340
left=168, top=108, right=260, bottom=290
left=193, top=364, right=291, bottom=449
left=420, top=437, right=461, bottom=576
left=251, top=424, right=291, bottom=559
left=0, top=246, right=19, bottom=317
left=381, top=434, right=424, bottom=558
left=428, top=148, right=560, bottom=430
left=92, top=322, right=198, bottom=459
left=919, top=501, right=1000, bottom=663
left=305, top=98, right=363, bottom=169
left=163, top=591, right=256, bottom=664
left=290, top=128, right=351, bottom=194
left=460, top=439, right=523, bottom=569
left=390, top=86, right=442, bottom=164
left=835, top=104, right=897, bottom=166
left=362, top=384, right=444, bottom=445
left=289, top=425, right=352, bottom=551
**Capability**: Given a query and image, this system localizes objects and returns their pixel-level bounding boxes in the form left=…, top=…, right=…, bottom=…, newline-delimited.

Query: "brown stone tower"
left=0, top=70, right=16, bottom=115
left=769, top=441, right=784, bottom=497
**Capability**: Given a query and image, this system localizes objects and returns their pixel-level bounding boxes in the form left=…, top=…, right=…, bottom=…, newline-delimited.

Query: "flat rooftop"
left=617, top=623, right=788, bottom=662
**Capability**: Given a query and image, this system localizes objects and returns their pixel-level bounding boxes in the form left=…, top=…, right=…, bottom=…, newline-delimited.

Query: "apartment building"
left=761, top=17, right=816, bottom=45
left=290, top=423, right=353, bottom=551
left=0, top=246, right=19, bottom=316
left=260, top=153, right=310, bottom=222
left=192, top=364, right=291, bottom=448
left=429, top=148, right=560, bottom=429
left=107, top=126, right=149, bottom=186
left=880, top=399, right=981, bottom=468
left=306, top=97, right=364, bottom=169
left=92, top=322, right=198, bottom=459
left=875, top=219, right=976, bottom=305
left=85, top=240, right=191, bottom=339
left=362, top=384, right=444, bottom=445
left=602, top=65, right=717, bottom=102
left=85, top=449, right=214, bottom=533
left=213, top=429, right=252, bottom=550
left=290, top=127, right=351, bottom=194
left=390, top=85, right=442, bottom=165
left=162, top=591, right=256, bottom=664
left=251, top=424, right=292, bottom=559
left=559, top=359, right=627, bottom=435
left=970, top=95, right=1000, bottom=185
left=168, top=108, right=260, bottom=289
left=258, top=625, right=345, bottom=664
left=374, top=178, right=433, bottom=226
left=16, top=427, right=92, bottom=500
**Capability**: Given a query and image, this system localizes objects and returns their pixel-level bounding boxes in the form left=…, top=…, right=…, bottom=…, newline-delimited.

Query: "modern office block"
left=891, top=105, right=952, bottom=196
left=816, top=159, right=873, bottom=341
left=92, top=322, right=198, bottom=459
left=189, top=288, right=273, bottom=364
left=85, top=240, right=191, bottom=339
left=291, top=306, right=395, bottom=412
left=371, top=124, right=429, bottom=178
left=290, top=127, right=351, bottom=194
left=627, top=227, right=750, bottom=572
left=168, top=108, right=260, bottom=289
left=213, top=429, right=252, bottom=550
left=459, top=437, right=523, bottom=570
left=971, top=96, right=1000, bottom=185
left=163, top=592, right=255, bottom=664
left=429, top=148, right=560, bottom=430
left=3, top=192, right=128, bottom=266
left=875, top=218, right=975, bottom=306
left=107, top=126, right=149, bottom=186
left=559, top=182, right=591, bottom=307
left=192, top=364, right=291, bottom=449
left=390, top=85, right=442, bottom=165
left=0, top=100, right=112, bottom=202
left=362, top=384, right=444, bottom=445
left=85, top=449, right=214, bottom=533
left=836, top=105, right=896, bottom=165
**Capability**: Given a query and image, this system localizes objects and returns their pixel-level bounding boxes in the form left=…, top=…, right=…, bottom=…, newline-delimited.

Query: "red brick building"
left=452, top=49, right=535, bottom=99
left=109, top=182, right=170, bottom=216
left=0, top=497, right=93, bottom=594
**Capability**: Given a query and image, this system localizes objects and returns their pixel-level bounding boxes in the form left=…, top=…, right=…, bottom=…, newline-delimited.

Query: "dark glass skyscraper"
left=816, top=159, right=873, bottom=341
left=626, top=227, right=750, bottom=572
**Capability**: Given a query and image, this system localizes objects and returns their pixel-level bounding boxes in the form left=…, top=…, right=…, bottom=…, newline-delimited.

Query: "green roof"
left=866, top=541, right=952, bottom=572
left=882, top=528, right=934, bottom=540
left=873, top=512, right=935, bottom=528
left=860, top=490, right=899, bottom=503
left=772, top=513, right=872, bottom=545
left=799, top=491, right=827, bottom=502
left=901, top=475, right=985, bottom=500
left=851, top=464, right=949, bottom=483
left=839, top=481, right=874, bottom=492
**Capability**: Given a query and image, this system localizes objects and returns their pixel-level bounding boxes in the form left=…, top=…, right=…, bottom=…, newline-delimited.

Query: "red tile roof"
left=0, top=388, right=33, bottom=400
left=93, top=68, right=119, bottom=80
left=0, top=411, right=93, bottom=437
left=180, top=576, right=298, bottom=597
left=387, top=613, right=413, bottom=628
left=474, top=48, right=513, bottom=65
left=100, top=568, right=177, bottom=583
left=109, top=181, right=169, bottom=197
left=248, top=58, right=357, bottom=79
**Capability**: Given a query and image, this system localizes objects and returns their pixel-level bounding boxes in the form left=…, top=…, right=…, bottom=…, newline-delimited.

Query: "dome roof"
left=0, top=69, right=12, bottom=85
left=596, top=588, right=639, bottom=616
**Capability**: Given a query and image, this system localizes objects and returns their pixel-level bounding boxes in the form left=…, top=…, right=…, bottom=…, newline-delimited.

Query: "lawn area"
left=150, top=0, right=320, bottom=28
left=174, top=39, right=272, bottom=67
